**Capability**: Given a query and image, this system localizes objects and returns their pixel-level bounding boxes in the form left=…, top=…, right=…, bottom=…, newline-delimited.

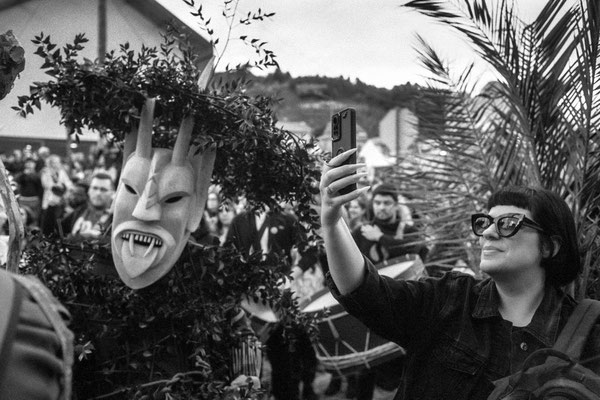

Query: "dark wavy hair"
left=487, top=186, right=581, bottom=287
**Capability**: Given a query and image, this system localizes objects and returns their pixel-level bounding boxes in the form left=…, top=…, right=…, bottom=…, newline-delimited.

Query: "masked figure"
left=111, top=98, right=216, bottom=288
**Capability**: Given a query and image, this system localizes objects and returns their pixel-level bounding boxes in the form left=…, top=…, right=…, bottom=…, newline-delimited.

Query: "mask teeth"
left=120, top=232, right=163, bottom=248
left=143, top=238, right=156, bottom=258
left=129, top=235, right=135, bottom=255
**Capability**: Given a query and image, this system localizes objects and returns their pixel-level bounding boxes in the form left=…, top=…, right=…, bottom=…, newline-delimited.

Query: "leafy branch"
left=183, top=0, right=278, bottom=72
left=13, top=30, right=320, bottom=222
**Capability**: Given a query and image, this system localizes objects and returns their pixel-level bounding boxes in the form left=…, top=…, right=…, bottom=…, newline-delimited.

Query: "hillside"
left=221, top=69, right=432, bottom=138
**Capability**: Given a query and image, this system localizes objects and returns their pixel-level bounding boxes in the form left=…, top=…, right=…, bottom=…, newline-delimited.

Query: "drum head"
left=303, top=256, right=424, bottom=372
left=302, top=289, right=338, bottom=314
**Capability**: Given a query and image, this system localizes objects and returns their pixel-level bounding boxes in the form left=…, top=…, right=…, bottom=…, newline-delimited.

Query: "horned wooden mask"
left=111, top=98, right=216, bottom=288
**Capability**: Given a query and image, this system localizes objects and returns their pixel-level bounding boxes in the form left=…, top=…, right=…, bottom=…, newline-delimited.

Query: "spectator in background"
left=2, top=151, right=19, bottom=174
left=6, top=149, right=23, bottom=174
left=349, top=183, right=428, bottom=400
left=63, top=181, right=89, bottom=216
left=345, top=195, right=369, bottom=231
left=353, top=183, right=427, bottom=264
left=61, top=172, right=113, bottom=239
left=91, top=153, right=118, bottom=184
left=204, top=189, right=222, bottom=237
left=217, top=199, right=237, bottom=244
left=69, top=158, right=87, bottom=183
left=204, top=210, right=220, bottom=238
left=35, top=146, right=50, bottom=172
left=234, top=195, right=248, bottom=215
left=40, top=155, right=73, bottom=236
left=225, top=205, right=318, bottom=400
left=15, top=158, right=43, bottom=228
left=206, top=190, right=221, bottom=215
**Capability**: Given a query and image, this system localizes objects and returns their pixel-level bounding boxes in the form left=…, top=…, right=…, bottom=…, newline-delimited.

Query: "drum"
left=302, top=255, right=426, bottom=373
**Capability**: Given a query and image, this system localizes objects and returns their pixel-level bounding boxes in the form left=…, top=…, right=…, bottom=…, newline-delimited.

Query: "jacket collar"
left=472, top=279, right=567, bottom=347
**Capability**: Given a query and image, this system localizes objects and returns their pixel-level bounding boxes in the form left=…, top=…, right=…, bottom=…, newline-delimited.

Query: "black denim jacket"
left=327, top=258, right=600, bottom=400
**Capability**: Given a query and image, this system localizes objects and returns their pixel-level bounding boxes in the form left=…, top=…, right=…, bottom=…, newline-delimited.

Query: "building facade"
left=0, top=0, right=211, bottom=156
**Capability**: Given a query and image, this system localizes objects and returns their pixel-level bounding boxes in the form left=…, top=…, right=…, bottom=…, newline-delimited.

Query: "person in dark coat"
left=225, top=206, right=318, bottom=400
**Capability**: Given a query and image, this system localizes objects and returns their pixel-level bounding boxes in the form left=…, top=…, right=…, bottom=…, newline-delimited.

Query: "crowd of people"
left=195, top=169, right=426, bottom=399
left=0, top=145, right=119, bottom=239
left=9, top=142, right=594, bottom=400
left=1, top=143, right=432, bottom=400
left=2, top=140, right=599, bottom=400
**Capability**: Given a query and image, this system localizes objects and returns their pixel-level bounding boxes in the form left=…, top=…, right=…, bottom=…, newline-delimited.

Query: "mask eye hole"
left=124, top=184, right=137, bottom=195
left=165, top=195, right=183, bottom=204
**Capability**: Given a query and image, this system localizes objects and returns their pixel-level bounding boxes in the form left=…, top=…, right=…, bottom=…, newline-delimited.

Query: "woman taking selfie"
left=319, top=149, right=600, bottom=399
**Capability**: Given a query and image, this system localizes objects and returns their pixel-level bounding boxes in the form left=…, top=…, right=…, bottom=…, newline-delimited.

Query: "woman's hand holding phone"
left=320, top=148, right=368, bottom=228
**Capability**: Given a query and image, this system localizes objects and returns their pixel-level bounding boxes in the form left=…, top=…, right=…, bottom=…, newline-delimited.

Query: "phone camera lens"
left=332, top=115, right=340, bottom=140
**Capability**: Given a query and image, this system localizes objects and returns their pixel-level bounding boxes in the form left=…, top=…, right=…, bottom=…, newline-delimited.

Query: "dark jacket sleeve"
left=326, top=256, right=464, bottom=348
left=224, top=212, right=253, bottom=254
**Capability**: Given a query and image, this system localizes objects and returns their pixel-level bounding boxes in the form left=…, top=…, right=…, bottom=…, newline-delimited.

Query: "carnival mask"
left=111, top=98, right=216, bottom=288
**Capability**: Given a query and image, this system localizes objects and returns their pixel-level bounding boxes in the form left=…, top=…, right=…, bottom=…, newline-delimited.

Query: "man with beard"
left=350, top=183, right=427, bottom=400
left=61, top=172, right=114, bottom=239
left=353, top=183, right=426, bottom=264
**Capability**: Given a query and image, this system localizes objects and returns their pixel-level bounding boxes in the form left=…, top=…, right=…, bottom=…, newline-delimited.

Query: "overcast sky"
left=158, top=0, right=555, bottom=89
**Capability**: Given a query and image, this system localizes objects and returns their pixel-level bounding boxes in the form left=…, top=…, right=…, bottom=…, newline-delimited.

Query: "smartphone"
left=331, top=107, right=357, bottom=195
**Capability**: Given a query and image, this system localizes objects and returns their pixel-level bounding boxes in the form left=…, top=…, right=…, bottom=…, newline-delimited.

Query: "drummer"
left=319, top=149, right=593, bottom=399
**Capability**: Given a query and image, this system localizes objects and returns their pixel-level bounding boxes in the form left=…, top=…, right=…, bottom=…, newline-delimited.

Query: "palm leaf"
left=395, top=0, right=600, bottom=295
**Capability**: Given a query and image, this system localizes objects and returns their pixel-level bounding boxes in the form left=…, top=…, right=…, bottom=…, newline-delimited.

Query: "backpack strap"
left=553, top=298, right=600, bottom=359
left=0, top=269, right=24, bottom=392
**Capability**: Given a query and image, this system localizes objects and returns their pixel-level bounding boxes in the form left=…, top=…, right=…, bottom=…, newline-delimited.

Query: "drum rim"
left=315, top=342, right=405, bottom=372
left=301, top=255, right=423, bottom=315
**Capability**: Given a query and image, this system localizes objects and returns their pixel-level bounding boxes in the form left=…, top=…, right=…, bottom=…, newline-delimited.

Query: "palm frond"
left=395, top=0, right=600, bottom=295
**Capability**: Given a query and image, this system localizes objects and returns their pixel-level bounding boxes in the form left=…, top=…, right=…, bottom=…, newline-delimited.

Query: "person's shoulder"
left=428, top=270, right=486, bottom=293
left=278, top=211, right=298, bottom=223
left=576, top=299, right=600, bottom=372
left=62, top=204, right=87, bottom=222
left=265, top=210, right=296, bottom=226
left=231, top=210, right=252, bottom=222
left=73, top=203, right=90, bottom=216
left=350, top=223, right=362, bottom=234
